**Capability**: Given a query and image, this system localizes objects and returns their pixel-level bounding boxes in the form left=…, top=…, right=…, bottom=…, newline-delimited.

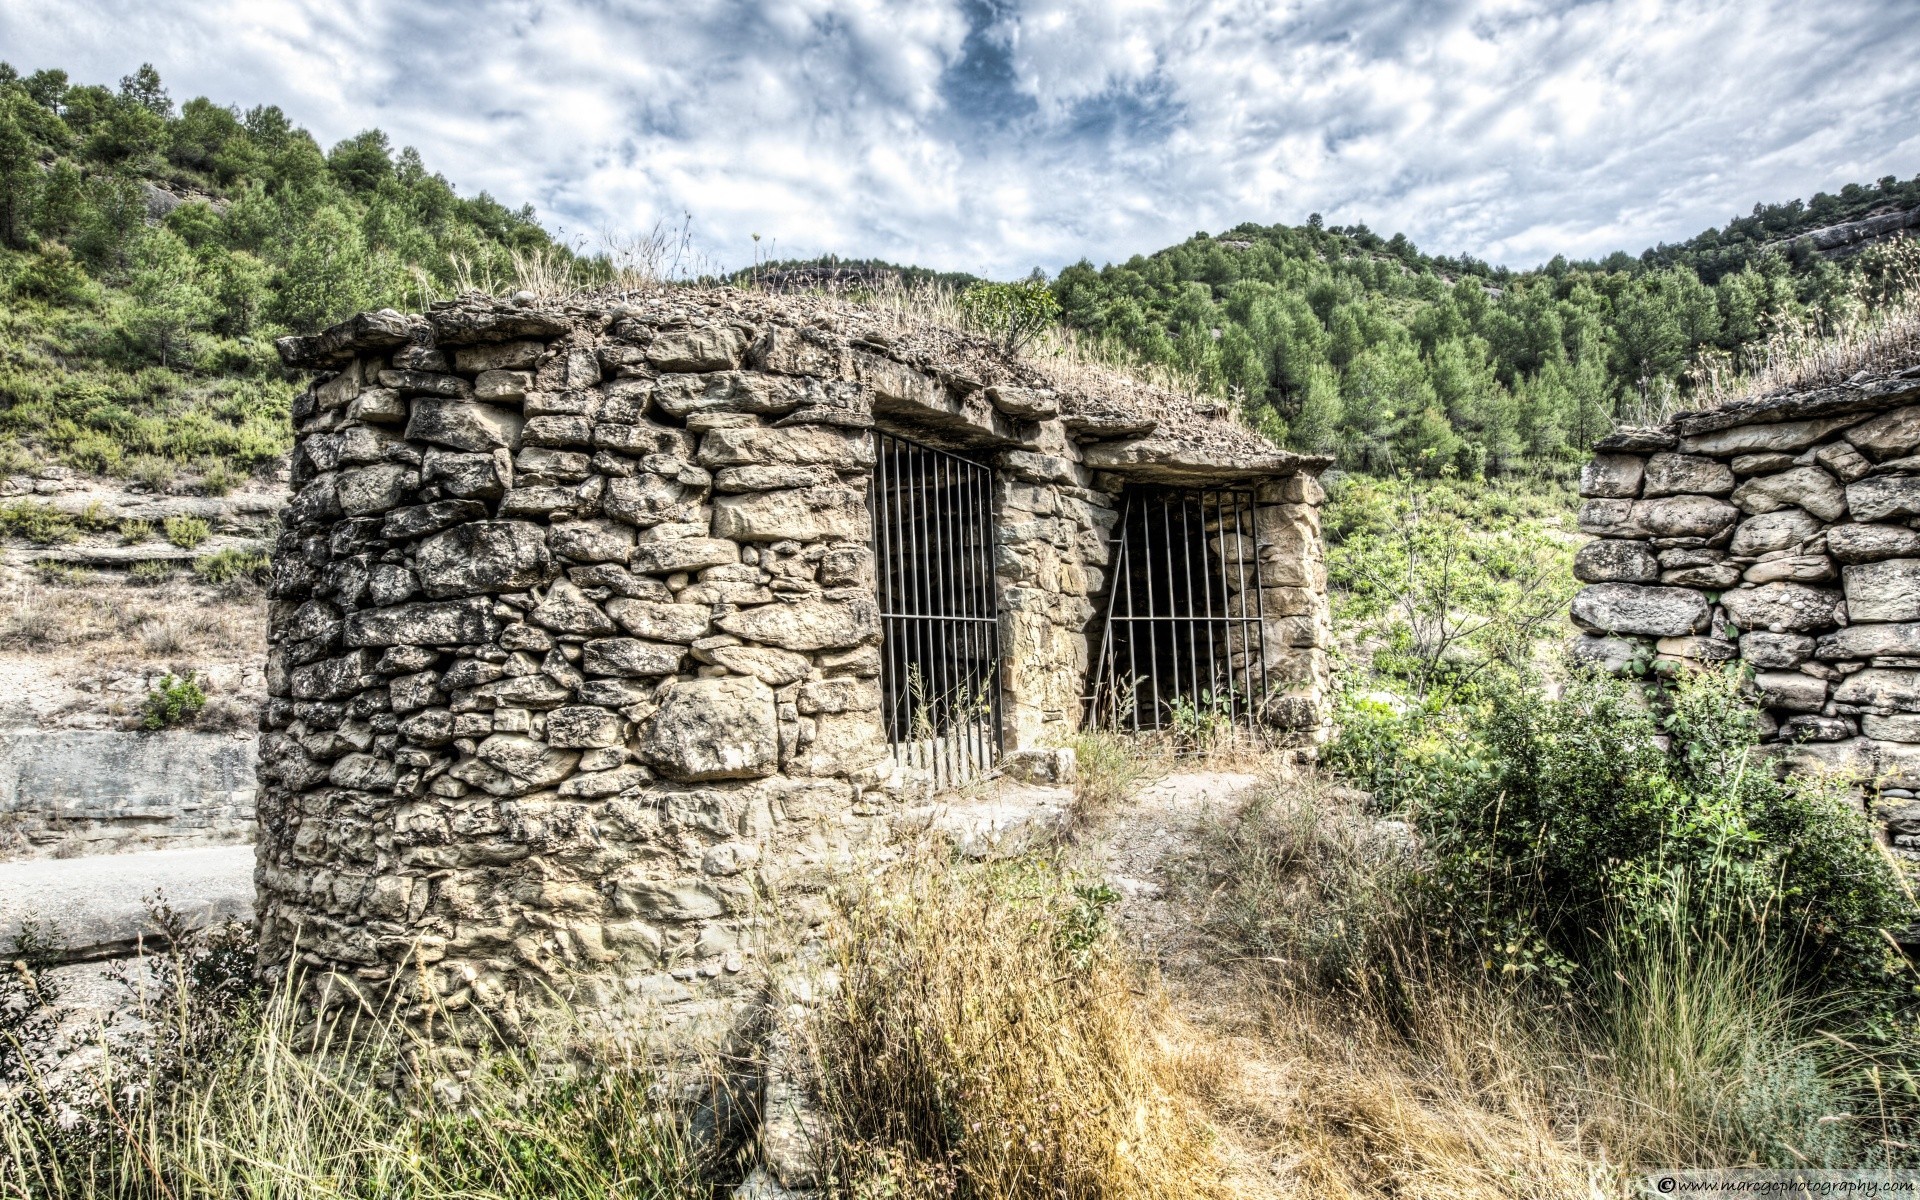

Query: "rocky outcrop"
left=1570, top=366, right=1920, bottom=861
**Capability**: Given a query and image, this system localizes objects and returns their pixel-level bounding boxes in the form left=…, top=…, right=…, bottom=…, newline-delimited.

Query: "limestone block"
left=1843, top=405, right=1920, bottom=461
left=1813, top=441, right=1872, bottom=482
left=379, top=369, right=470, bottom=397
left=388, top=671, right=442, bottom=712
left=714, top=465, right=835, bottom=493
left=454, top=340, right=544, bottom=373
left=548, top=518, right=637, bottom=564
left=415, top=521, right=553, bottom=598
left=1845, top=475, right=1920, bottom=523
left=1656, top=635, right=1738, bottom=663
left=1659, top=547, right=1724, bottom=569
left=1574, top=537, right=1666, bottom=583
left=1730, top=452, right=1796, bottom=476
left=396, top=708, right=456, bottom=745
left=695, top=425, right=873, bottom=469
left=473, top=370, right=532, bottom=401
left=333, top=463, right=415, bottom=516
left=546, top=706, right=625, bottom=748
left=471, top=673, right=572, bottom=708
left=631, top=538, right=739, bottom=574
left=1570, top=583, right=1710, bottom=637
left=406, top=398, right=524, bottom=453
left=1642, top=453, right=1733, bottom=497
left=1766, top=736, right=1878, bottom=782
left=1842, top=559, right=1920, bottom=622
left=988, top=386, right=1060, bottom=420
left=1828, top=522, right=1920, bottom=564
left=423, top=448, right=510, bottom=499
left=1752, top=670, right=1828, bottom=713
left=1817, top=622, right=1920, bottom=660
left=1779, top=715, right=1854, bottom=742
left=1833, top=669, right=1920, bottom=712
left=1567, top=634, right=1646, bottom=673
left=641, top=676, right=778, bottom=781
left=1729, top=508, right=1823, bottom=556
left=1720, top=583, right=1842, bottom=633
left=347, top=387, right=406, bottom=425
left=706, top=644, right=812, bottom=685
left=1577, top=499, right=1644, bottom=538
left=1631, top=495, right=1738, bottom=540
left=715, top=596, right=878, bottom=652
left=476, top=734, right=578, bottom=788
left=1744, top=555, right=1836, bottom=585
left=712, top=485, right=867, bottom=543
left=1578, top=454, right=1644, bottom=498
left=1863, top=713, right=1920, bottom=743
left=1663, top=563, right=1741, bottom=588
left=607, top=600, right=712, bottom=643
left=383, top=500, right=489, bottom=541
left=603, top=473, right=699, bottom=528
left=559, top=764, right=650, bottom=798
left=582, top=638, right=685, bottom=677
left=647, top=326, right=749, bottom=373
left=796, top=678, right=879, bottom=714
left=1679, top=415, right=1864, bottom=455
left=651, top=372, right=796, bottom=418
left=345, top=599, right=499, bottom=647
left=524, top=415, right=594, bottom=448
left=1731, top=467, right=1847, bottom=521
left=1743, top=632, right=1815, bottom=668
left=530, top=578, right=617, bottom=635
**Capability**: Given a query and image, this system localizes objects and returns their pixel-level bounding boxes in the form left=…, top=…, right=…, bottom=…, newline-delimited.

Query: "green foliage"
left=958, top=278, right=1061, bottom=355
left=0, top=499, right=79, bottom=544
left=140, top=672, right=206, bottom=729
left=162, top=512, right=208, bottom=548
left=127, top=558, right=173, bottom=585
left=192, top=546, right=268, bottom=587
left=1331, top=668, right=1916, bottom=1010
left=1053, top=187, right=1917, bottom=471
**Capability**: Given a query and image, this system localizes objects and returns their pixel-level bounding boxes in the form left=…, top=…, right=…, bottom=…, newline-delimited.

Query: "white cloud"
left=3, top=0, right=1916, bottom=277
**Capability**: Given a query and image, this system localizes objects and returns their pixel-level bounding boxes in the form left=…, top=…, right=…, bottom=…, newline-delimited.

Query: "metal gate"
left=1087, top=487, right=1271, bottom=736
left=869, top=431, right=1003, bottom=786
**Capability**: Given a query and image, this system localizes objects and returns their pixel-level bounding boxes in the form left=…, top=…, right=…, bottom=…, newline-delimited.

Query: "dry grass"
left=0, top=573, right=262, bottom=658
left=805, top=853, right=1233, bottom=1199
left=1693, top=238, right=1920, bottom=407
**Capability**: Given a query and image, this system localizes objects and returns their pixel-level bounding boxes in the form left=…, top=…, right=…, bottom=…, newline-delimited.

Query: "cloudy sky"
left=4, top=0, right=1917, bottom=278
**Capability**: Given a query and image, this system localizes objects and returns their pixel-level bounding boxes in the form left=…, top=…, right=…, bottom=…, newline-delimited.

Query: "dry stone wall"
left=260, top=290, right=1329, bottom=1036
left=1570, top=367, right=1920, bottom=862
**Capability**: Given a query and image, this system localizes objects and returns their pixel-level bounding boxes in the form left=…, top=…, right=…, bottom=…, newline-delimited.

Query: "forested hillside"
left=1053, top=184, right=1919, bottom=475
left=0, top=62, right=584, bottom=488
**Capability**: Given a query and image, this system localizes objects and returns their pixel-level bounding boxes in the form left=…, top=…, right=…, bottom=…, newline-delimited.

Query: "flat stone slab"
left=0, top=844, right=254, bottom=961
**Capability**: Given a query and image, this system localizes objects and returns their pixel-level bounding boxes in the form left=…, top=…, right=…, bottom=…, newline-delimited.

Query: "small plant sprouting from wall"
left=141, top=673, right=207, bottom=730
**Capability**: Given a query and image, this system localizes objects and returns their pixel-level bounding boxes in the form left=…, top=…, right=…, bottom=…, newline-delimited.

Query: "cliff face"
left=1569, top=365, right=1920, bottom=868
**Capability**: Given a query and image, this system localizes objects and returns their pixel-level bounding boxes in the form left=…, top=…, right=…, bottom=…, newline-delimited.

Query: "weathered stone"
left=1730, top=451, right=1796, bottom=476
left=713, top=465, right=836, bottom=493
left=290, top=651, right=378, bottom=701
left=347, top=387, right=406, bottom=424
left=641, top=676, right=778, bottom=781
left=1642, top=453, right=1733, bottom=497
left=470, top=673, right=572, bottom=709
left=1812, top=440, right=1872, bottom=482
left=1742, top=631, right=1815, bottom=668
left=1863, top=713, right=1920, bottom=742
left=712, top=486, right=867, bottom=543
left=524, top=415, right=595, bottom=448
left=530, top=578, right=616, bottom=635
left=706, top=644, right=812, bottom=686
left=1567, top=634, right=1646, bottom=673
left=383, top=500, right=489, bottom=540
left=1842, top=559, right=1920, bottom=623
left=423, top=448, right=510, bottom=499
left=1744, top=555, right=1837, bottom=585
left=546, top=706, right=625, bottom=748
left=1679, top=415, right=1863, bottom=455
left=1731, top=467, right=1847, bottom=521
left=1721, top=582, right=1842, bottom=633
left=630, top=538, right=739, bottom=574
left=1655, top=635, right=1738, bottom=663
left=1569, top=583, right=1710, bottom=637
left=607, top=600, right=711, bottom=643
left=406, top=398, right=524, bottom=453
left=647, top=327, right=749, bottom=373
left=796, top=677, right=878, bottom=714
left=600, top=473, right=695, bottom=528
left=715, top=596, right=879, bottom=651
left=549, top=518, right=637, bottom=564
left=334, top=463, right=417, bottom=516
left=582, top=637, right=685, bottom=677
left=1577, top=499, right=1644, bottom=538
left=345, top=599, right=498, bottom=647
left=473, top=369, right=533, bottom=401
left=415, top=521, right=552, bottom=598
left=1827, top=523, right=1920, bottom=564
left=987, top=386, right=1059, bottom=420
left=329, top=753, right=398, bottom=791
left=1573, top=539, right=1658, bottom=583
left=1659, top=547, right=1724, bottom=568
left=378, top=369, right=470, bottom=397
left=1779, top=714, right=1854, bottom=742
left=476, top=734, right=578, bottom=787
left=1579, top=454, right=1644, bottom=498
left=1834, top=669, right=1920, bottom=712
left=1753, top=670, right=1828, bottom=713
left=1663, top=563, right=1742, bottom=588
left=696, top=426, right=872, bottom=469
left=454, top=340, right=544, bottom=373
left=396, top=708, right=456, bottom=746
left=651, top=372, right=800, bottom=419
left=1816, top=622, right=1920, bottom=660
left=1843, top=405, right=1920, bottom=461
left=1729, top=509, right=1823, bottom=556
left=1631, top=495, right=1739, bottom=540
left=1845, top=475, right=1920, bottom=523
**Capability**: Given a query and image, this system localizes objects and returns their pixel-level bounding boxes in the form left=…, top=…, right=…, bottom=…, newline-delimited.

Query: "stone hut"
left=258, top=290, right=1331, bottom=1030
left=1569, top=365, right=1920, bottom=860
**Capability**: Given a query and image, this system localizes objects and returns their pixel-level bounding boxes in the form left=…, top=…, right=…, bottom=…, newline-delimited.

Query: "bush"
left=162, top=512, right=208, bottom=548
left=0, top=499, right=78, bottom=545
left=140, top=672, right=205, bottom=729
left=958, top=279, right=1061, bottom=356
left=191, top=547, right=268, bottom=587
left=127, top=558, right=174, bottom=585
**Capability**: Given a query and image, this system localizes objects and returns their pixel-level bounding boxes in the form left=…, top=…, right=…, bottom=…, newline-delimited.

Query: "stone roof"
left=1597, top=364, right=1920, bottom=452
left=277, top=288, right=1330, bottom=484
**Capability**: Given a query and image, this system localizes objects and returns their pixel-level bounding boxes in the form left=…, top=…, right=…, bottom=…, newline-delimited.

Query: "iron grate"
left=869, top=431, right=1003, bottom=787
left=1087, top=487, right=1273, bottom=736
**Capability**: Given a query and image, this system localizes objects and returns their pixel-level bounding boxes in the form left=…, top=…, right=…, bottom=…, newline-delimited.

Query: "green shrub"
left=162, top=513, right=209, bottom=548
left=192, top=547, right=268, bottom=587
left=195, top=457, right=246, bottom=495
left=118, top=516, right=154, bottom=543
left=127, top=558, right=174, bottom=586
left=958, top=278, right=1061, bottom=356
left=30, top=559, right=89, bottom=586
left=0, top=500, right=78, bottom=545
left=140, top=673, right=206, bottom=730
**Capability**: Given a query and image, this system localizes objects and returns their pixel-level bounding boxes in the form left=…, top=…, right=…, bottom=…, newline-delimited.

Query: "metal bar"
left=1199, top=490, right=1222, bottom=721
